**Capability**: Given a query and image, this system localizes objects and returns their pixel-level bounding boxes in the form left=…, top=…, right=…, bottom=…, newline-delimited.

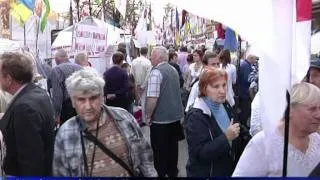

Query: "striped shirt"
left=49, top=61, right=82, bottom=116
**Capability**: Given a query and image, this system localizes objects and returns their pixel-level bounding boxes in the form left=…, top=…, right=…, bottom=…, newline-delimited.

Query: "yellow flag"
left=175, top=30, right=180, bottom=46
left=184, top=21, right=190, bottom=37
left=10, top=2, right=32, bottom=25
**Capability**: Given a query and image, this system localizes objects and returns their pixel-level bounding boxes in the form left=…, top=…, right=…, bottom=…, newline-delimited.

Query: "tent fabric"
left=52, top=17, right=125, bottom=50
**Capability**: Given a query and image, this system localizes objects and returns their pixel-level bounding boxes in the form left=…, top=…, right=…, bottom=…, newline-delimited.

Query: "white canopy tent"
left=51, top=17, right=125, bottom=74
left=52, top=17, right=125, bottom=53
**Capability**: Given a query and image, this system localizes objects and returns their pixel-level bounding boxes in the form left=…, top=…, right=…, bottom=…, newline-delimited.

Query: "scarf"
left=203, top=97, right=230, bottom=132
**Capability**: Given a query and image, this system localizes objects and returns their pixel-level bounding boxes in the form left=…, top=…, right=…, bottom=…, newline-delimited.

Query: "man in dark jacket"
left=0, top=52, right=55, bottom=176
left=49, top=49, right=82, bottom=125
left=169, top=52, right=184, bottom=88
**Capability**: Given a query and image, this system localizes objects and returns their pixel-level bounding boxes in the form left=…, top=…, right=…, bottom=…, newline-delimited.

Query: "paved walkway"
left=141, top=126, right=188, bottom=177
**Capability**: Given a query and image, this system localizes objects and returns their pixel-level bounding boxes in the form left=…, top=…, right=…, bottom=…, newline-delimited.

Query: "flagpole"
left=23, top=24, right=26, bottom=46
left=35, top=17, right=40, bottom=54
left=282, top=91, right=290, bottom=177
left=89, top=0, right=92, bottom=16
left=69, top=0, right=73, bottom=26
left=233, top=34, right=242, bottom=164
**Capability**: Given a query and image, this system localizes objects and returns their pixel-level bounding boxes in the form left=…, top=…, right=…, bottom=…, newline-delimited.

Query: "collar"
left=87, top=110, right=107, bottom=131
left=60, top=60, right=71, bottom=64
left=192, top=97, right=211, bottom=116
left=244, top=59, right=251, bottom=65
left=5, top=84, right=28, bottom=110
left=11, top=84, right=27, bottom=100
left=155, top=61, right=167, bottom=68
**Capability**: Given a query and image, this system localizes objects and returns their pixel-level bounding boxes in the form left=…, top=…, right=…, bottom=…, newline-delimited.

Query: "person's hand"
left=225, top=119, right=240, bottom=141
left=106, top=94, right=116, bottom=100
left=134, top=100, right=140, bottom=106
left=146, top=117, right=152, bottom=126
left=56, top=116, right=61, bottom=127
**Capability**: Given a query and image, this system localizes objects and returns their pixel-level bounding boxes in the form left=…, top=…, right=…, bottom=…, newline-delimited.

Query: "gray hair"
left=291, top=82, right=320, bottom=106
left=55, top=49, right=68, bottom=60
left=152, top=46, right=168, bottom=62
left=74, top=52, right=88, bottom=66
left=66, top=69, right=105, bottom=97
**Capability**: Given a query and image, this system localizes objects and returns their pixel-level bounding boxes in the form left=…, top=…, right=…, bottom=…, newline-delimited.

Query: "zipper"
left=208, top=129, right=213, bottom=176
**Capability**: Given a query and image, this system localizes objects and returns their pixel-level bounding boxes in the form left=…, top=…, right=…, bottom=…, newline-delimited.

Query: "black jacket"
left=185, top=98, right=235, bottom=177
left=169, top=62, right=184, bottom=88
left=0, top=83, right=55, bottom=176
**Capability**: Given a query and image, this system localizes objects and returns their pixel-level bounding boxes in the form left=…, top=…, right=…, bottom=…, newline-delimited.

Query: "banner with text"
left=73, top=24, right=107, bottom=56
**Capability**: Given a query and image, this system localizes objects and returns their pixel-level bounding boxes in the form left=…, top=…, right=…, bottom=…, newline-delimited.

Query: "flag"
left=20, top=0, right=35, bottom=10
left=169, top=0, right=311, bottom=133
left=184, top=20, right=190, bottom=37
left=292, top=0, right=312, bottom=85
left=147, top=4, right=152, bottom=31
left=10, top=2, right=32, bottom=25
left=134, top=7, right=148, bottom=35
left=95, top=0, right=102, bottom=5
left=40, top=0, right=50, bottom=32
left=181, top=10, right=187, bottom=28
left=224, top=27, right=238, bottom=52
left=115, top=0, right=127, bottom=18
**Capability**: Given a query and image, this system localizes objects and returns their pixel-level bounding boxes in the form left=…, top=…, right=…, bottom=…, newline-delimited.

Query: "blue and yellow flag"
left=10, top=2, right=32, bottom=25
left=21, top=0, right=36, bottom=10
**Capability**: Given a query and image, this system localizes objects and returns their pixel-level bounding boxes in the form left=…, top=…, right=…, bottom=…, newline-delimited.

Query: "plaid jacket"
left=52, top=105, right=157, bottom=177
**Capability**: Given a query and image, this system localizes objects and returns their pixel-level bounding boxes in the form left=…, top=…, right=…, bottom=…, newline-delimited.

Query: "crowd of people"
left=0, top=43, right=318, bottom=177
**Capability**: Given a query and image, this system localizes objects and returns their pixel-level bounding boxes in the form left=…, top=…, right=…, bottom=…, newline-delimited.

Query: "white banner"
left=73, top=24, right=107, bottom=56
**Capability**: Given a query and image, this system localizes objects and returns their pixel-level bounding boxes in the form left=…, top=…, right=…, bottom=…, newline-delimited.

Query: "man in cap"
left=306, top=58, right=320, bottom=88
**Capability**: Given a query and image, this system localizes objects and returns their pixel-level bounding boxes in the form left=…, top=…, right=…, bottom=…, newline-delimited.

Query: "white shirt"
left=223, top=64, right=237, bottom=106
left=189, top=63, right=202, bottom=84
left=84, top=66, right=99, bottom=75
left=233, top=131, right=320, bottom=177
left=185, top=81, right=199, bottom=112
left=250, top=91, right=261, bottom=136
left=131, top=56, right=152, bottom=87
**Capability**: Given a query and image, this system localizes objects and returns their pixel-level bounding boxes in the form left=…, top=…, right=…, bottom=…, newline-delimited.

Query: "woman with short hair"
left=233, top=82, right=320, bottom=177
left=103, top=51, right=129, bottom=110
left=184, top=49, right=203, bottom=91
left=185, top=67, right=240, bottom=177
left=219, top=49, right=237, bottom=107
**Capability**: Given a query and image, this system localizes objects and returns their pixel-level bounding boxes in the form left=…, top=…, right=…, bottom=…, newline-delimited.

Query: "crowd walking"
left=0, top=44, right=318, bottom=178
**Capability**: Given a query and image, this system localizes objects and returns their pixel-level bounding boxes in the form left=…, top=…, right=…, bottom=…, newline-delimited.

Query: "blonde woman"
left=233, top=82, right=320, bottom=177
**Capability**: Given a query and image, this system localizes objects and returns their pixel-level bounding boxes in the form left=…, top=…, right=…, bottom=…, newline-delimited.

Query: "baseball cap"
left=310, top=58, right=320, bottom=69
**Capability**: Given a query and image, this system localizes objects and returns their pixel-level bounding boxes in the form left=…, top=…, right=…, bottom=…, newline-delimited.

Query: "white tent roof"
left=52, top=17, right=125, bottom=49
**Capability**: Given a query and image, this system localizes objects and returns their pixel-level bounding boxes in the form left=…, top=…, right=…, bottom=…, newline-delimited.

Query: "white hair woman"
left=233, top=82, right=320, bottom=177
left=53, top=69, right=157, bottom=177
